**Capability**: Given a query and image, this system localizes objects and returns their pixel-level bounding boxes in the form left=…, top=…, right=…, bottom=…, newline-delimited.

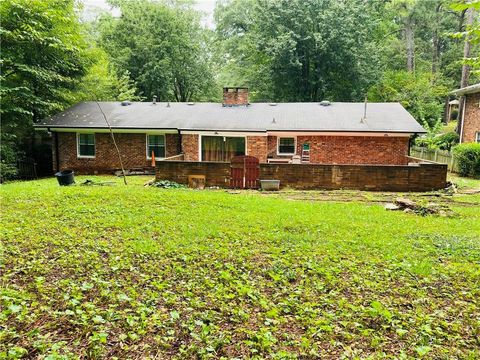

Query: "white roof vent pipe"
left=361, top=95, right=368, bottom=123
left=319, top=100, right=331, bottom=106
left=152, top=95, right=157, bottom=105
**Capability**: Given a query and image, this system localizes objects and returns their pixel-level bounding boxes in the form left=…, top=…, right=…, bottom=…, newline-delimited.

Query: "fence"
left=17, top=159, right=38, bottom=179
left=410, top=146, right=458, bottom=173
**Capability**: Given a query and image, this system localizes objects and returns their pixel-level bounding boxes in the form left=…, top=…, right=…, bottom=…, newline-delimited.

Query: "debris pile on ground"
left=442, top=181, right=457, bottom=195
left=81, top=179, right=116, bottom=186
left=148, top=180, right=186, bottom=189
left=114, top=168, right=155, bottom=176
left=385, top=197, right=453, bottom=216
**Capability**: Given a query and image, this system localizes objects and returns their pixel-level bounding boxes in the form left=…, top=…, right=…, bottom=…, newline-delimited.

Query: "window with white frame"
left=278, top=137, right=295, bottom=154
left=147, top=134, right=166, bottom=159
left=77, top=133, right=95, bottom=157
left=476, top=131, right=480, bottom=143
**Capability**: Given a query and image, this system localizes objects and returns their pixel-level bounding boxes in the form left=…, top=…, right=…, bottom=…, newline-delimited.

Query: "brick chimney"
left=223, top=87, right=249, bottom=106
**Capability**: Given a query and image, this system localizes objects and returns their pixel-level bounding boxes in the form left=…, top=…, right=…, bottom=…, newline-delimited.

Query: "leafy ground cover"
left=1, top=176, right=479, bottom=359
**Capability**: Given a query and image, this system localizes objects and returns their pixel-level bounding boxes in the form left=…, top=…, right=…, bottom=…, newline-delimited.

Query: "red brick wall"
left=266, top=135, right=409, bottom=165
left=165, top=133, right=180, bottom=157
left=182, top=134, right=199, bottom=161
left=223, top=87, right=249, bottom=106
left=155, top=161, right=447, bottom=192
left=267, top=136, right=277, bottom=157
left=462, top=92, right=480, bottom=143
left=53, top=132, right=180, bottom=174
left=54, top=131, right=411, bottom=174
left=183, top=135, right=269, bottom=162
left=247, top=136, right=267, bottom=162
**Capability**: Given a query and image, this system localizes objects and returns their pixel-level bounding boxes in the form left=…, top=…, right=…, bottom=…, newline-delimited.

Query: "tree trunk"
left=431, top=3, right=442, bottom=75
left=457, top=7, right=475, bottom=136
left=460, top=7, right=475, bottom=88
left=405, top=21, right=415, bottom=72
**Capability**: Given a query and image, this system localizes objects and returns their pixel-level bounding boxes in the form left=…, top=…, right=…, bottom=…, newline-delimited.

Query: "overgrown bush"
left=413, top=120, right=443, bottom=149
left=453, top=143, right=480, bottom=177
left=0, top=163, right=17, bottom=183
left=435, top=132, right=459, bottom=151
left=414, top=119, right=459, bottom=151
left=0, top=134, right=19, bottom=182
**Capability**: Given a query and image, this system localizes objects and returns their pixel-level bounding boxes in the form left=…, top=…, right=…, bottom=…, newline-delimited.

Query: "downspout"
left=177, top=129, right=183, bottom=155
left=54, top=130, right=60, bottom=173
left=459, top=96, right=466, bottom=143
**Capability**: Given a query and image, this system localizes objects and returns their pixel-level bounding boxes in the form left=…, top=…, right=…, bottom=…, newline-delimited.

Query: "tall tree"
left=0, top=0, right=88, bottom=125
left=215, top=0, right=381, bottom=102
left=451, top=0, right=480, bottom=135
left=69, top=47, right=139, bottom=102
left=459, top=6, right=476, bottom=87
left=0, top=0, right=89, bottom=173
left=98, top=0, right=215, bottom=102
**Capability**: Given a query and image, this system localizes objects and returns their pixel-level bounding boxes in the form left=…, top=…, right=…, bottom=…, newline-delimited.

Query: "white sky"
left=81, top=0, right=216, bottom=28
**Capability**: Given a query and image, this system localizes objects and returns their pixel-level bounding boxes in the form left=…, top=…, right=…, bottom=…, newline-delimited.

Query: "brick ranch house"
left=451, top=83, right=480, bottom=143
left=36, top=87, right=427, bottom=174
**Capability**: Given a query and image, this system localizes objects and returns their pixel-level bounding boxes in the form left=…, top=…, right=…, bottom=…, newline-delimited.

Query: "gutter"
left=35, top=126, right=426, bottom=135
left=450, top=83, right=480, bottom=96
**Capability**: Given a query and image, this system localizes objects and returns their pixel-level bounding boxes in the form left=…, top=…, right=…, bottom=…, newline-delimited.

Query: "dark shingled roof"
left=36, top=101, right=426, bottom=133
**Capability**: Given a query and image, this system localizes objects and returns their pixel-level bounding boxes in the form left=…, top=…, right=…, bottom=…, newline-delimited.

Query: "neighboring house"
left=35, top=87, right=426, bottom=174
left=451, top=83, right=480, bottom=143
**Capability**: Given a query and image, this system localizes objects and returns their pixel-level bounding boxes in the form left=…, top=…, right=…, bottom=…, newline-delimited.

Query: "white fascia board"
left=267, top=131, right=414, bottom=137
left=181, top=130, right=267, bottom=137
left=40, top=128, right=178, bottom=134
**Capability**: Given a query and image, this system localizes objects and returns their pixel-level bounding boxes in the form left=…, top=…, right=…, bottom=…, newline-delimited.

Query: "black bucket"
left=55, top=169, right=75, bottom=186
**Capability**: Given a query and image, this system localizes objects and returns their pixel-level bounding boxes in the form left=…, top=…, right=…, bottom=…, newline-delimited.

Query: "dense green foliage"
left=0, top=0, right=137, bottom=179
left=215, top=0, right=380, bottom=101
left=215, top=0, right=479, bottom=105
left=414, top=120, right=459, bottom=151
left=1, top=176, right=479, bottom=358
left=368, top=71, right=448, bottom=126
left=434, top=131, right=460, bottom=151
left=98, top=1, right=215, bottom=101
left=0, top=0, right=88, bottom=173
left=71, top=47, right=139, bottom=102
left=451, top=1, right=480, bottom=74
left=453, top=143, right=480, bottom=177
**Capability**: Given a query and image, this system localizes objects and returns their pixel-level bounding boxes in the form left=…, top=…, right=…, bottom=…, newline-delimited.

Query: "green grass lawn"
left=1, top=176, right=479, bottom=359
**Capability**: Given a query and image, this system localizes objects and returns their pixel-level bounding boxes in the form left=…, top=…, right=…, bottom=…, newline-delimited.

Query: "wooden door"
left=230, top=156, right=259, bottom=189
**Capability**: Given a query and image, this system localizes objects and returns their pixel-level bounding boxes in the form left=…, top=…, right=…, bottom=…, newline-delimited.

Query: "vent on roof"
left=121, top=101, right=131, bottom=106
left=187, top=102, right=195, bottom=106
left=319, top=100, right=331, bottom=106
left=269, top=102, right=277, bottom=106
